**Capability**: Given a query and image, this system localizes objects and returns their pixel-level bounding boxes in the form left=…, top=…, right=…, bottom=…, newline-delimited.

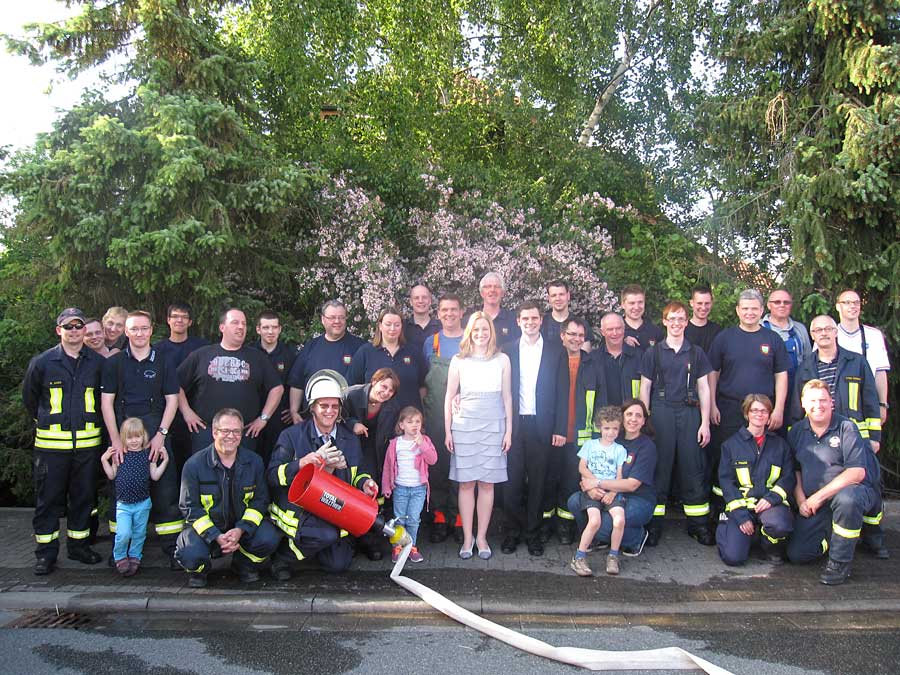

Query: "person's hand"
left=798, top=498, right=814, bottom=518
left=445, top=431, right=454, bottom=454
left=739, top=520, right=755, bottom=536
left=298, top=452, right=324, bottom=469
left=353, top=422, right=368, bottom=437
left=451, top=395, right=461, bottom=416
left=754, top=498, right=772, bottom=514
left=183, top=409, right=206, bottom=433
left=579, top=477, right=594, bottom=493
left=601, top=490, right=616, bottom=506
left=149, top=433, right=166, bottom=462
left=502, top=430, right=512, bottom=453
left=362, top=479, right=379, bottom=497
left=710, top=404, right=721, bottom=426
left=280, top=407, right=293, bottom=424
left=245, top=417, right=268, bottom=438
left=152, top=446, right=169, bottom=465
left=624, top=335, right=640, bottom=348
left=804, top=492, right=824, bottom=516
left=413, top=430, right=424, bottom=447
left=101, top=446, right=116, bottom=465
left=697, top=422, right=711, bottom=448
left=551, top=434, right=566, bottom=447
left=290, top=411, right=303, bottom=425
left=768, top=409, right=784, bottom=431
left=871, top=440, right=880, bottom=454
left=216, top=527, right=243, bottom=554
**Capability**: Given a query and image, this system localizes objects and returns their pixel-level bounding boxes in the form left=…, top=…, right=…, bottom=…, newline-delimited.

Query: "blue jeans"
left=567, top=492, right=655, bottom=550
left=391, top=484, right=427, bottom=545
left=113, top=497, right=152, bottom=561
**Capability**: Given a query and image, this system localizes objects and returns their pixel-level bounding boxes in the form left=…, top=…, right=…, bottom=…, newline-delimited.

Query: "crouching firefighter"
left=175, top=407, right=278, bottom=588
left=787, top=379, right=882, bottom=585
left=715, top=394, right=794, bottom=565
left=266, top=370, right=379, bottom=578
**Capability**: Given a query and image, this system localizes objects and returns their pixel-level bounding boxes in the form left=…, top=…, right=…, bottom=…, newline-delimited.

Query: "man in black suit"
left=500, top=301, right=562, bottom=556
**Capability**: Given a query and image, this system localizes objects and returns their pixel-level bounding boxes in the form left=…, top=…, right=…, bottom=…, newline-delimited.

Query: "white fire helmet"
left=304, top=369, right=348, bottom=409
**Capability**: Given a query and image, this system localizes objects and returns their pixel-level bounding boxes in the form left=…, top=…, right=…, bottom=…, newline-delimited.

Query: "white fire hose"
left=388, top=539, right=734, bottom=674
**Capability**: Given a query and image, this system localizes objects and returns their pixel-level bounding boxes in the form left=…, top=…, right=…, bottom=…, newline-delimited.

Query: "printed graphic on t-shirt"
left=207, top=356, right=251, bottom=382
left=586, top=449, right=619, bottom=480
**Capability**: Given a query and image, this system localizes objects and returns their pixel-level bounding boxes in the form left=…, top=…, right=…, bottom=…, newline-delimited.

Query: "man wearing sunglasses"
left=22, top=308, right=106, bottom=575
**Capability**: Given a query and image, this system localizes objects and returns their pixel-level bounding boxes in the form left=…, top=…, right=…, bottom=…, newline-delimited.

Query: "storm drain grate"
left=5, top=610, right=93, bottom=630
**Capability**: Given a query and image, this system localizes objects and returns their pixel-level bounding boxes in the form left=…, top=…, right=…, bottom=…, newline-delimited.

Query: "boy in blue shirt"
left=570, top=406, right=628, bottom=576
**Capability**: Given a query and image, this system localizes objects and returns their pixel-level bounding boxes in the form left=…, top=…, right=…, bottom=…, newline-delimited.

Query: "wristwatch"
left=158, top=427, right=169, bottom=436
left=880, top=402, right=890, bottom=409
left=260, top=413, right=270, bottom=422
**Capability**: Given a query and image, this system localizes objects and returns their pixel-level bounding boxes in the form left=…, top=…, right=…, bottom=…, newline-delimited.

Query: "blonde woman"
left=445, top=312, right=512, bottom=560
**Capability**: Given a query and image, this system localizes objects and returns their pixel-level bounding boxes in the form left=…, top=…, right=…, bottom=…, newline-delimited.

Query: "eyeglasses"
left=127, top=326, right=152, bottom=334
left=168, top=313, right=191, bottom=321
left=316, top=403, right=341, bottom=411
left=60, top=322, right=85, bottom=331
left=838, top=300, right=861, bottom=307
left=214, top=428, right=243, bottom=437
left=810, top=326, right=837, bottom=335
left=665, top=317, right=687, bottom=324
left=564, top=331, right=585, bottom=338
left=748, top=408, right=770, bottom=415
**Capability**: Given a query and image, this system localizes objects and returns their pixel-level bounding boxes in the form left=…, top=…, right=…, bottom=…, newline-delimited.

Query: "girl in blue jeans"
left=382, top=407, right=437, bottom=563
left=100, top=418, right=169, bottom=576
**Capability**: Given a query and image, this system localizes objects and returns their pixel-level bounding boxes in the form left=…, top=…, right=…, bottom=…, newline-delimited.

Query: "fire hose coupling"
left=384, top=518, right=412, bottom=548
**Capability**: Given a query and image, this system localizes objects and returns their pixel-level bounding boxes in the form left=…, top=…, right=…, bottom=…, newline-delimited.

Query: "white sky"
left=1, top=1, right=89, bottom=152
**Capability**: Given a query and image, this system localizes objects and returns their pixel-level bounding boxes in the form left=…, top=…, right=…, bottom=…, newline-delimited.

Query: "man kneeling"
left=175, top=408, right=277, bottom=588
left=787, top=380, right=882, bottom=585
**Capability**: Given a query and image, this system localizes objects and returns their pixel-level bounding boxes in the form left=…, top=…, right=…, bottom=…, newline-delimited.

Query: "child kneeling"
left=100, top=418, right=168, bottom=576
left=571, top=406, right=627, bottom=577
left=382, top=406, right=437, bottom=563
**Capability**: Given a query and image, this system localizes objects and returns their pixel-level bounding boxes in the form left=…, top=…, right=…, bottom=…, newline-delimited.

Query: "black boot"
left=820, top=558, right=851, bottom=585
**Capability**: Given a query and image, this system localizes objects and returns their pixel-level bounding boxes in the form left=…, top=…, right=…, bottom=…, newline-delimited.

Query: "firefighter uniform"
left=551, top=350, right=606, bottom=529
left=787, top=415, right=880, bottom=565
left=265, top=419, right=372, bottom=572
left=791, top=347, right=881, bottom=443
left=716, top=428, right=794, bottom=565
left=596, top=343, right=642, bottom=406
left=175, top=444, right=276, bottom=576
left=102, top=345, right=184, bottom=558
left=22, top=343, right=105, bottom=563
left=641, top=340, right=713, bottom=540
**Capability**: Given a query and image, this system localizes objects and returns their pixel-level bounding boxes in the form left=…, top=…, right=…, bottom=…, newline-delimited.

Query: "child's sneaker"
left=570, top=555, right=593, bottom=577
left=409, top=546, right=424, bottom=563
left=391, top=545, right=402, bottom=563
left=606, top=554, right=620, bottom=575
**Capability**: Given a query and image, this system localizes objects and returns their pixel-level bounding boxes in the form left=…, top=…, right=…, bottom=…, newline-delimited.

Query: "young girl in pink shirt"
left=382, top=406, right=437, bottom=563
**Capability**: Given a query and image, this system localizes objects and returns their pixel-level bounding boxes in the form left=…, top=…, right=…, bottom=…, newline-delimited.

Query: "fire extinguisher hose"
left=388, top=543, right=734, bottom=674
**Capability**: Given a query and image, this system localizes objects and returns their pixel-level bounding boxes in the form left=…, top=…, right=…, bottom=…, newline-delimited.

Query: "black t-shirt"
left=639, top=340, right=712, bottom=403
left=251, top=340, right=299, bottom=409
left=624, top=319, right=664, bottom=354
left=177, top=344, right=282, bottom=424
left=684, top=320, right=722, bottom=354
left=620, top=434, right=657, bottom=503
left=404, top=317, right=441, bottom=354
left=541, top=312, right=595, bottom=346
left=153, top=336, right=210, bottom=369
left=708, top=326, right=790, bottom=402
left=286, top=333, right=366, bottom=390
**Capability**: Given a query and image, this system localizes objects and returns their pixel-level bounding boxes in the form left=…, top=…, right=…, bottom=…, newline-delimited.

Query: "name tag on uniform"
left=829, top=436, right=840, bottom=448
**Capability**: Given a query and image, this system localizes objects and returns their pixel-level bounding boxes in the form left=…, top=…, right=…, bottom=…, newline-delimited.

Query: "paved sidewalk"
left=1, top=506, right=898, bottom=616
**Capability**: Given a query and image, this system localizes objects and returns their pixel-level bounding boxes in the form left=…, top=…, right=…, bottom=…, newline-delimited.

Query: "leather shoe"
left=231, top=561, right=260, bottom=583
left=820, top=558, right=851, bottom=585
left=501, top=535, right=519, bottom=554
left=271, top=561, right=292, bottom=581
left=863, top=540, right=890, bottom=559
left=429, top=522, right=448, bottom=544
left=187, top=573, right=208, bottom=588
left=688, top=528, right=715, bottom=546
left=526, top=538, right=544, bottom=556
left=365, top=546, right=383, bottom=561
left=67, top=547, right=102, bottom=564
left=646, top=527, right=662, bottom=547
left=765, top=552, right=785, bottom=565
left=539, top=522, right=553, bottom=544
left=33, top=558, right=55, bottom=575
left=453, top=526, right=464, bottom=544
left=557, top=522, right=574, bottom=546
left=169, top=556, right=183, bottom=571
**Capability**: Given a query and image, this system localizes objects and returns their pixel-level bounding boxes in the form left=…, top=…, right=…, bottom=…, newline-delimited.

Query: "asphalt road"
left=1, top=609, right=898, bottom=674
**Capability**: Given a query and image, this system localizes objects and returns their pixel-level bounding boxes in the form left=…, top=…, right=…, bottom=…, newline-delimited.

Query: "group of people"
left=21, top=274, right=891, bottom=587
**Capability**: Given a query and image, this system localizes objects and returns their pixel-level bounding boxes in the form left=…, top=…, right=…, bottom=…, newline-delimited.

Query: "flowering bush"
left=297, top=171, right=641, bottom=335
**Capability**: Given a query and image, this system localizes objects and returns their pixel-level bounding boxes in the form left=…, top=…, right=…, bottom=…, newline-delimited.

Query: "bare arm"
left=149, top=393, right=179, bottom=460
left=639, top=376, right=652, bottom=409
left=876, top=371, right=889, bottom=424
left=805, top=467, right=865, bottom=515
left=149, top=449, right=169, bottom=481
left=99, top=447, right=118, bottom=481
left=708, top=370, right=720, bottom=424
left=178, top=388, right=206, bottom=432
left=101, top=393, right=122, bottom=453
left=697, top=374, right=711, bottom=447
left=769, top=371, right=788, bottom=430
left=246, top=385, right=285, bottom=438
left=289, top=386, right=304, bottom=424
left=444, top=359, right=461, bottom=452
